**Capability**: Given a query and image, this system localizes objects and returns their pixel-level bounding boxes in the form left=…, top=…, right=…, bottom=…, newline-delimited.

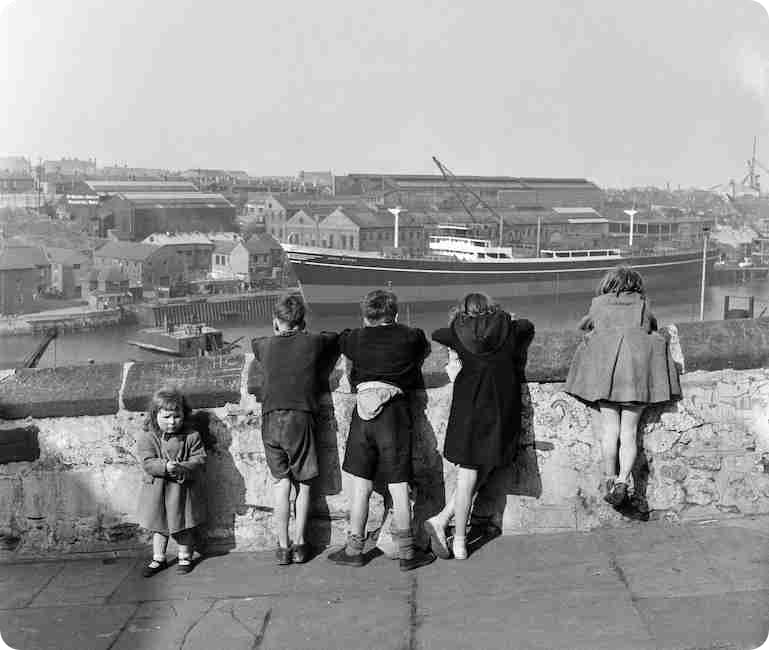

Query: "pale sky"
left=2, top=0, right=769, bottom=188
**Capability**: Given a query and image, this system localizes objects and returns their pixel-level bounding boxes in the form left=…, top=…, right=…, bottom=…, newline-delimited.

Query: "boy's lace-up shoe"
left=399, top=547, right=436, bottom=571
left=327, top=547, right=364, bottom=567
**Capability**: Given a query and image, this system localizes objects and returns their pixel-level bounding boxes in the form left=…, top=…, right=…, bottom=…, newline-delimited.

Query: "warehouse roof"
left=113, top=192, right=232, bottom=206
left=86, top=180, right=199, bottom=194
left=0, top=245, right=48, bottom=270
left=94, top=241, right=158, bottom=261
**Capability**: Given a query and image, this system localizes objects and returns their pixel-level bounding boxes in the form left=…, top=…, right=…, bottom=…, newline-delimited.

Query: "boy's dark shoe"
left=292, top=543, right=311, bottom=564
left=328, top=547, right=364, bottom=567
left=141, top=559, right=168, bottom=577
left=399, top=548, right=436, bottom=572
left=276, top=546, right=292, bottom=565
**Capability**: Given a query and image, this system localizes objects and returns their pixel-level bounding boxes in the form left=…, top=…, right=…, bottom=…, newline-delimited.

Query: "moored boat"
left=127, top=323, right=238, bottom=356
left=284, top=228, right=717, bottom=310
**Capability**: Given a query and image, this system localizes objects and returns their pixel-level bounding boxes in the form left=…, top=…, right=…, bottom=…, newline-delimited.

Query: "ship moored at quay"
left=284, top=229, right=718, bottom=310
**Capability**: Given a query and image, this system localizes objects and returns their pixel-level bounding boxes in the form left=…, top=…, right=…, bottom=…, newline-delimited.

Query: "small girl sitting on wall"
left=136, top=385, right=207, bottom=576
left=564, top=266, right=681, bottom=510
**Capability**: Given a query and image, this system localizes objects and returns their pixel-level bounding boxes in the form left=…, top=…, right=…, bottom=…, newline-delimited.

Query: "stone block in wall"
left=123, top=355, right=244, bottom=411
left=676, top=319, right=769, bottom=372
left=0, top=423, right=39, bottom=463
left=0, top=365, right=122, bottom=419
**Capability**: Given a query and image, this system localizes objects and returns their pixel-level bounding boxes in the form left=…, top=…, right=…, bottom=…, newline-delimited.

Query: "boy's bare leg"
left=388, top=481, right=411, bottom=532
left=294, top=480, right=312, bottom=546
left=349, top=475, right=373, bottom=539
left=273, top=477, right=292, bottom=548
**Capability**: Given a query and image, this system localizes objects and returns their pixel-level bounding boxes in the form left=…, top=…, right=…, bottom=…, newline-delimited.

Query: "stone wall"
left=2, top=319, right=769, bottom=557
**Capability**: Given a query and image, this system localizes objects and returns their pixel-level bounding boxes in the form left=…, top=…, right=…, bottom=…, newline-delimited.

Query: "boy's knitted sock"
left=396, top=529, right=415, bottom=561
left=346, top=533, right=364, bottom=556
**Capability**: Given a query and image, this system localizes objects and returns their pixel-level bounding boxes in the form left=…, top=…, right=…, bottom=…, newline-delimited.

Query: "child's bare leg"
left=597, top=403, right=621, bottom=478
left=388, top=481, right=411, bottom=532
left=617, top=406, right=644, bottom=485
left=451, top=467, right=479, bottom=560
left=273, top=477, right=292, bottom=548
left=349, top=475, right=373, bottom=540
left=294, top=480, right=312, bottom=546
left=152, top=532, right=168, bottom=562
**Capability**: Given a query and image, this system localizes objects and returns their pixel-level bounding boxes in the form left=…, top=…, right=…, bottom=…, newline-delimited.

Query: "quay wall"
left=0, top=308, right=132, bottom=337
left=134, top=292, right=282, bottom=327
left=2, top=319, right=769, bottom=557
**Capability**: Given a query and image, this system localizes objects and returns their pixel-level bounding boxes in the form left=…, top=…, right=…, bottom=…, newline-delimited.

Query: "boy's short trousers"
left=261, top=409, right=319, bottom=482
left=342, top=396, right=412, bottom=484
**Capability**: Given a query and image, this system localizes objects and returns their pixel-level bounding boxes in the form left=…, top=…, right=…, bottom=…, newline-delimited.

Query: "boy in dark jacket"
left=252, top=293, right=339, bottom=565
left=328, top=289, right=436, bottom=571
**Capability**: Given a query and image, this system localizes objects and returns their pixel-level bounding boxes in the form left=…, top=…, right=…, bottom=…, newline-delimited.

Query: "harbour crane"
left=431, top=156, right=511, bottom=246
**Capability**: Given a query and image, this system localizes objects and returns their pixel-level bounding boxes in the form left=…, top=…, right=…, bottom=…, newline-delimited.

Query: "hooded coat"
left=432, top=312, right=535, bottom=467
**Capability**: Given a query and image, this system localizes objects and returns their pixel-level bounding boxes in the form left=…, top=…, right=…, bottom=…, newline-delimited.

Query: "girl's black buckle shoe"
left=142, top=559, right=167, bottom=577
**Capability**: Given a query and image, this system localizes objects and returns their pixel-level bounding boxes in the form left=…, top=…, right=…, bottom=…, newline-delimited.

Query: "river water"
left=1, top=278, right=767, bottom=368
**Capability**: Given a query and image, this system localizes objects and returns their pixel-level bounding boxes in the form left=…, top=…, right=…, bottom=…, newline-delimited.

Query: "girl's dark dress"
left=564, top=292, right=681, bottom=405
left=432, top=311, right=534, bottom=468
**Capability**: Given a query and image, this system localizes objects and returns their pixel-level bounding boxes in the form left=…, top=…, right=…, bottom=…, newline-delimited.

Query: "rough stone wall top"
left=1, top=318, right=768, bottom=420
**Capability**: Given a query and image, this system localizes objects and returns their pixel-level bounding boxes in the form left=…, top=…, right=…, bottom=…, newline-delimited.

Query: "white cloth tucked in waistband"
left=356, top=381, right=404, bottom=420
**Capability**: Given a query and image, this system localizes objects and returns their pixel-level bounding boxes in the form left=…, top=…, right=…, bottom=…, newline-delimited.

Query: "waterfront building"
left=0, top=171, right=35, bottom=193
left=316, top=205, right=424, bottom=253
left=45, top=247, right=91, bottom=298
left=244, top=233, right=283, bottom=283
left=93, top=239, right=213, bottom=291
left=0, top=156, right=31, bottom=174
left=97, top=192, right=236, bottom=241
left=0, top=245, right=49, bottom=315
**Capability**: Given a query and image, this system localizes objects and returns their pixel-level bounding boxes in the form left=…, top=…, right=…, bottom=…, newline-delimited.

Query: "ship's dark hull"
left=286, top=249, right=717, bottom=309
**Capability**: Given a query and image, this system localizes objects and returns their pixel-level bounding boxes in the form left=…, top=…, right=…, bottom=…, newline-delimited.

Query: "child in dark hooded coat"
left=424, top=293, right=534, bottom=560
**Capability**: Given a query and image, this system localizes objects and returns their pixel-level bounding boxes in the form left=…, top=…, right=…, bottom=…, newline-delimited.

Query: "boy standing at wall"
left=252, top=293, right=339, bottom=565
left=329, top=289, right=435, bottom=571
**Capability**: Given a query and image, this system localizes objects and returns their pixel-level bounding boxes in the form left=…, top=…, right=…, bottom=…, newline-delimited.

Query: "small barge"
left=127, top=323, right=238, bottom=356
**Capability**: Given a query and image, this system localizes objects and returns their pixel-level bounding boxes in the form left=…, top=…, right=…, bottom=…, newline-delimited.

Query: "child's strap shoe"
left=141, top=559, right=167, bottom=578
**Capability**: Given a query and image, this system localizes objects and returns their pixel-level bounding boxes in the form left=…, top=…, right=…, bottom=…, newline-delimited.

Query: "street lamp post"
left=388, top=207, right=405, bottom=249
left=699, top=226, right=711, bottom=321
left=623, top=209, right=638, bottom=248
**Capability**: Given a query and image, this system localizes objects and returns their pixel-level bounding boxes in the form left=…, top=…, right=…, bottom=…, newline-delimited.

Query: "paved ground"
left=2, top=518, right=769, bottom=650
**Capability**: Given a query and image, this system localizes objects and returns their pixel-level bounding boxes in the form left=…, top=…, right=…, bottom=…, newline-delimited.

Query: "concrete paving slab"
left=417, top=588, right=656, bottom=650
left=109, top=549, right=412, bottom=604
left=181, top=598, right=271, bottom=650
left=109, top=599, right=213, bottom=650
left=691, top=526, right=769, bottom=592
left=0, top=563, right=61, bottom=609
left=29, top=558, right=136, bottom=606
left=462, top=530, right=608, bottom=571
left=260, top=592, right=411, bottom=650
left=0, top=604, right=136, bottom=650
left=416, top=555, right=624, bottom=600
left=636, top=590, right=769, bottom=650
left=598, top=521, right=696, bottom=556
left=611, top=546, right=733, bottom=598
left=110, top=598, right=271, bottom=650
